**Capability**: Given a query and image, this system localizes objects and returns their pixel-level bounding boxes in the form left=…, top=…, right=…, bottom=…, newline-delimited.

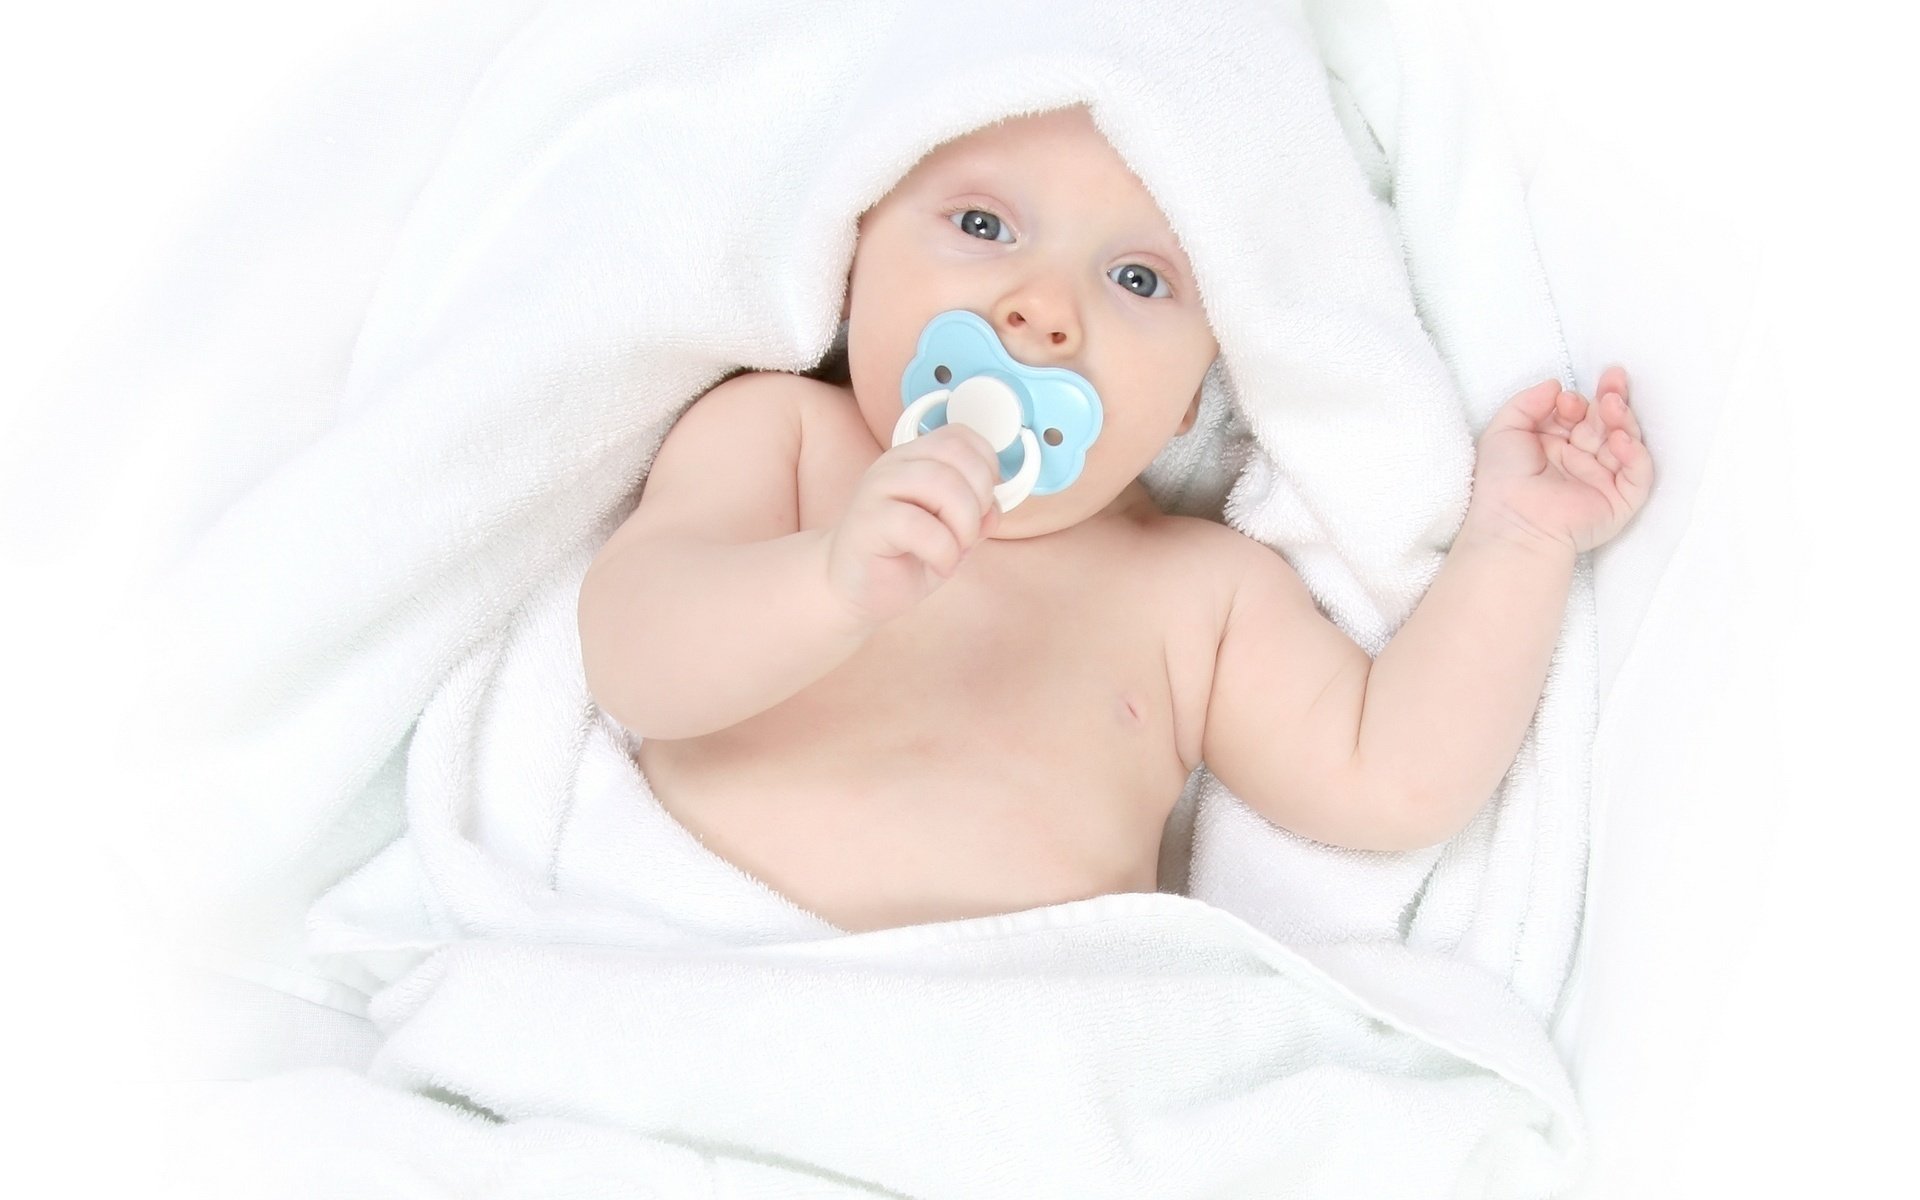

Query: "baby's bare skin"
left=634, top=379, right=1228, bottom=932
left=579, top=104, right=1653, bottom=935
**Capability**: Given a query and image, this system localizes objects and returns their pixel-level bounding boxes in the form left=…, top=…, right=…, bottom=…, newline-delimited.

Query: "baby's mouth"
left=892, top=310, right=1103, bottom=511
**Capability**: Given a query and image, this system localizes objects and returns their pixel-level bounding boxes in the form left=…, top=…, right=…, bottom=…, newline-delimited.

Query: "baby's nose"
left=1000, top=307, right=1083, bottom=364
left=1007, top=311, right=1069, bottom=346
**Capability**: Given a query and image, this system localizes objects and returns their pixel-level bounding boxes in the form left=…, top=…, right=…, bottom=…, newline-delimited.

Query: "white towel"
left=48, top=0, right=1597, bottom=1193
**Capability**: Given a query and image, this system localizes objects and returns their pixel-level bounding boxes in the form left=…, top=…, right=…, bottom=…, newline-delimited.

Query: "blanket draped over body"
left=78, top=0, right=1597, bottom=1193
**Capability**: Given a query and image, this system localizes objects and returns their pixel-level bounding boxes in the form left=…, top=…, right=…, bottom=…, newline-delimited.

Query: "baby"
left=578, top=104, right=1652, bottom=934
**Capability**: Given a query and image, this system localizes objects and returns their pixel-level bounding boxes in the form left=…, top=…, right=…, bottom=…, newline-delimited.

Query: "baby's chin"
left=979, top=497, right=1063, bottom=542
left=991, top=481, right=1144, bottom=540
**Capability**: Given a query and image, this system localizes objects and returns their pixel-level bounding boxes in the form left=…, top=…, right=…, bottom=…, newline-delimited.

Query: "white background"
left=3, top=0, right=1914, bottom=1193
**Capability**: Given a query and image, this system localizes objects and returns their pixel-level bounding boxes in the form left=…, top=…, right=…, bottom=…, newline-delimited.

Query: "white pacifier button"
left=945, top=375, right=1023, bottom=451
left=892, top=374, right=1043, bottom=510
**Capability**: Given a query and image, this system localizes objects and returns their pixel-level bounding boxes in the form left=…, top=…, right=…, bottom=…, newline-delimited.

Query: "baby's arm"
left=1198, top=519, right=1573, bottom=853
left=580, top=370, right=1002, bottom=741
left=1203, top=372, right=1647, bottom=851
left=579, top=373, right=870, bottom=740
left=1350, top=528, right=1576, bottom=841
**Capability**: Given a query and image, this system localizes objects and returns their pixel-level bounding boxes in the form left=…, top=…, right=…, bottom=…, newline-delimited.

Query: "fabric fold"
left=70, top=0, right=1595, bottom=1193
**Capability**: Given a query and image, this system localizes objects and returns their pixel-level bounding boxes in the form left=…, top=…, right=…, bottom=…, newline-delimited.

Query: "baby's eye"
left=950, top=208, right=1013, bottom=243
left=1109, top=263, right=1170, bottom=300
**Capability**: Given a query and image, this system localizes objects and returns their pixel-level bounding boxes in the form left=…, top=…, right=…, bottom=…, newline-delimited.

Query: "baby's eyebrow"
left=1115, top=216, right=1193, bottom=276
left=923, top=147, right=997, bottom=183
left=1135, top=225, right=1190, bottom=265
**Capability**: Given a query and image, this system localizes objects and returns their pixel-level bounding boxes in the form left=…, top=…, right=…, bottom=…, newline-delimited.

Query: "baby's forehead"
left=913, top=107, right=1113, bottom=181
left=888, top=108, right=1179, bottom=232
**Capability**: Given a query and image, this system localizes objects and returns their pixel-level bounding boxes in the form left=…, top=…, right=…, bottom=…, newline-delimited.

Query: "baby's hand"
left=1464, top=366, right=1655, bottom=555
left=824, top=423, right=1004, bottom=628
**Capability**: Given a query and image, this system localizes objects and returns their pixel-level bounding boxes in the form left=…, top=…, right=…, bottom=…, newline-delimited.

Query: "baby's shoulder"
left=700, top=368, right=842, bottom=415
left=1139, top=510, right=1254, bottom=574
left=758, top=371, right=861, bottom=453
left=691, top=369, right=854, bottom=463
left=1130, top=510, right=1249, bottom=633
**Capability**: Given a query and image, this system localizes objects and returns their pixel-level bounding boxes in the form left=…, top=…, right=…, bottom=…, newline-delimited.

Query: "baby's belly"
left=634, top=687, right=1187, bottom=933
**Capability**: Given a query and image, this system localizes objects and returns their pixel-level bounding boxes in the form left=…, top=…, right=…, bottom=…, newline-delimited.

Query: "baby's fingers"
left=1487, top=378, right=1566, bottom=436
left=879, top=459, right=992, bottom=556
left=1568, top=392, right=1613, bottom=456
left=1592, top=373, right=1650, bottom=500
left=1594, top=364, right=1631, bottom=408
left=1609, top=428, right=1654, bottom=507
left=912, top=424, right=1004, bottom=515
left=1588, top=422, right=1653, bottom=511
left=1590, top=364, right=1640, bottom=430
left=878, top=501, right=966, bottom=578
left=1551, top=389, right=1594, bottom=440
left=1598, top=388, right=1643, bottom=445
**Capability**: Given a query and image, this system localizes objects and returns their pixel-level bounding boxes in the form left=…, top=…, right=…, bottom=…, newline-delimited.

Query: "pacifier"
left=892, top=310, right=1103, bottom=511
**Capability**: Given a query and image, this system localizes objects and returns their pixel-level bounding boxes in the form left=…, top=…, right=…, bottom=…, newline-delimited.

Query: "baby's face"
left=843, top=105, right=1217, bottom=538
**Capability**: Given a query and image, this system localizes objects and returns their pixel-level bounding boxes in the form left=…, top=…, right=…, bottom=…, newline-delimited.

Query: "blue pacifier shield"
left=898, top=310, right=1102, bottom=496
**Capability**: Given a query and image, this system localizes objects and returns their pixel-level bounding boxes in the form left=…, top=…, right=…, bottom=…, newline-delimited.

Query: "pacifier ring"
left=891, top=386, right=1044, bottom=511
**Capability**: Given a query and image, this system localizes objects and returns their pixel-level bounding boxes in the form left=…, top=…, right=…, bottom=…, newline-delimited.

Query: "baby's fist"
left=823, top=423, right=1004, bottom=628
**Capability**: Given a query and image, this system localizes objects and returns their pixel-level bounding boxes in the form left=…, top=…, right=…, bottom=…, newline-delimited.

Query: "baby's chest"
left=643, top=574, right=1195, bottom=887
left=777, top=379, right=1224, bottom=783
left=807, top=587, right=1182, bottom=778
